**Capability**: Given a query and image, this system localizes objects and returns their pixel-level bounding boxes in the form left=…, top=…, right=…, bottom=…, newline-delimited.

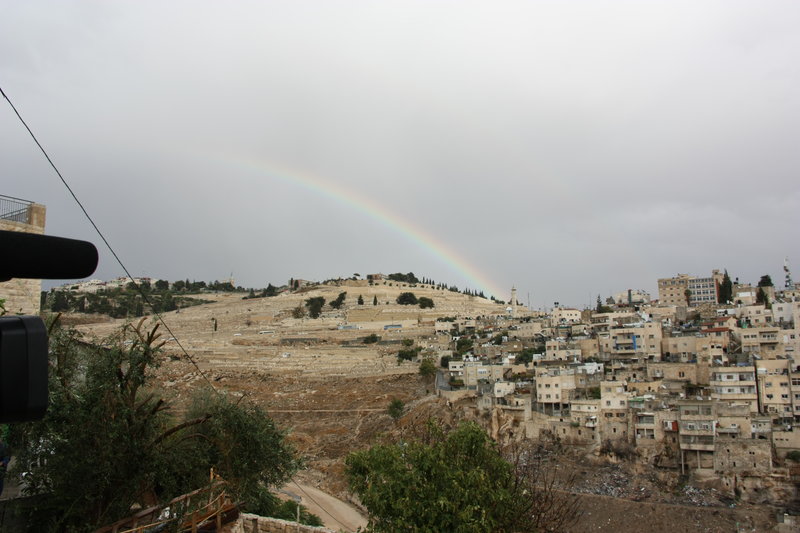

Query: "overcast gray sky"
left=2, top=1, right=799, bottom=308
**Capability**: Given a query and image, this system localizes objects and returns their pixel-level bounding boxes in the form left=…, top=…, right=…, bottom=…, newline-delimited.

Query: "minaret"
left=510, top=286, right=518, bottom=306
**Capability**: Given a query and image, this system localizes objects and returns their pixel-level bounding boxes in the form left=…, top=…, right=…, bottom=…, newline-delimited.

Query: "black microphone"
left=0, top=230, right=98, bottom=282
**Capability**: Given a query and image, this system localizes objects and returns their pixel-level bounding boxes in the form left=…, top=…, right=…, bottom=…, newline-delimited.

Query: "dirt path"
left=280, top=481, right=367, bottom=532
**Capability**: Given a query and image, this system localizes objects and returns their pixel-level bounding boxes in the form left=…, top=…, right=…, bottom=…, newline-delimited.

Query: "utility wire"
left=0, top=84, right=216, bottom=392
left=289, top=478, right=351, bottom=531
left=2, top=87, right=358, bottom=528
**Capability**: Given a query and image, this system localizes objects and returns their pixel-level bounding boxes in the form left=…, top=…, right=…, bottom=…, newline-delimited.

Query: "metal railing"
left=0, top=194, right=33, bottom=223
left=94, top=480, right=238, bottom=533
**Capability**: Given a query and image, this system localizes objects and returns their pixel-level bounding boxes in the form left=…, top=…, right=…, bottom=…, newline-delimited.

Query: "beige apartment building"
left=757, top=359, right=794, bottom=422
left=551, top=307, right=582, bottom=324
left=733, top=284, right=758, bottom=306
left=772, top=300, right=800, bottom=326
left=535, top=370, right=577, bottom=416
left=658, top=274, right=691, bottom=307
left=0, top=195, right=46, bottom=315
left=740, top=325, right=782, bottom=356
left=677, top=399, right=716, bottom=472
left=657, top=270, right=723, bottom=307
left=544, top=339, right=581, bottom=361
left=599, top=380, right=630, bottom=443
left=599, top=322, right=662, bottom=362
left=710, top=366, right=758, bottom=413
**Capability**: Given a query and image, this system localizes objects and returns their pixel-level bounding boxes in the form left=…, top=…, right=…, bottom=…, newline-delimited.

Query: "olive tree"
left=10, top=318, right=299, bottom=532
left=346, top=420, right=580, bottom=533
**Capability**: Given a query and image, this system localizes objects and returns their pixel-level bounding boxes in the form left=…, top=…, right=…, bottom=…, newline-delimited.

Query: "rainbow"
left=218, top=155, right=506, bottom=299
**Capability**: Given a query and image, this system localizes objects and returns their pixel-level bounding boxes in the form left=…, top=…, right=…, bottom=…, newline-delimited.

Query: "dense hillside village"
left=26, top=266, right=799, bottom=530
left=440, top=269, right=800, bottom=505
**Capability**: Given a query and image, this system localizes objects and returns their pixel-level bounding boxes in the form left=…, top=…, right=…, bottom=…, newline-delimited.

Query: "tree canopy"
left=9, top=319, right=299, bottom=532
left=329, top=291, right=347, bottom=310
left=305, top=296, right=326, bottom=318
left=346, top=421, right=580, bottom=532
left=718, top=270, right=733, bottom=304
left=418, top=296, right=434, bottom=309
left=396, top=292, right=418, bottom=305
left=387, top=272, right=419, bottom=284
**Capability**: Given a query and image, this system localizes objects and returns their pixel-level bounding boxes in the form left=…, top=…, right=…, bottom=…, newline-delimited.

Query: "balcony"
left=680, top=428, right=715, bottom=437
left=0, top=195, right=34, bottom=224
left=680, top=435, right=715, bottom=451
left=710, top=380, right=756, bottom=387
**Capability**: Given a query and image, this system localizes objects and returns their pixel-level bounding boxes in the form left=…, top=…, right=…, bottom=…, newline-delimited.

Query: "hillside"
left=72, top=280, right=786, bottom=532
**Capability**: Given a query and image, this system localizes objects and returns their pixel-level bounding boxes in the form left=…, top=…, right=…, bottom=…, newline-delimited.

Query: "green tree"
left=387, top=399, right=405, bottom=420
left=265, top=283, right=278, bottom=297
left=756, top=287, right=771, bottom=308
left=373, top=295, right=378, bottom=306
left=162, top=291, right=177, bottom=312
left=516, top=348, right=535, bottom=365
left=304, top=296, right=326, bottom=318
left=455, top=337, right=474, bottom=356
left=346, top=421, right=580, bottom=533
left=397, top=347, right=421, bottom=362
left=595, top=295, right=612, bottom=314
left=396, top=292, right=418, bottom=305
left=718, top=270, right=733, bottom=304
left=758, top=274, right=774, bottom=287
left=357, top=294, right=364, bottom=305
left=418, top=296, right=434, bottom=309
left=11, top=319, right=299, bottom=532
left=329, top=291, right=347, bottom=310
left=363, top=333, right=380, bottom=344
left=50, top=290, right=70, bottom=312
left=154, top=279, right=169, bottom=291
left=387, top=272, right=419, bottom=284
left=419, top=358, right=437, bottom=379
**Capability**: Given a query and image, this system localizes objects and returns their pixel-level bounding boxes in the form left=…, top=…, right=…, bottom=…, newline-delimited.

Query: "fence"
left=0, top=195, right=33, bottom=224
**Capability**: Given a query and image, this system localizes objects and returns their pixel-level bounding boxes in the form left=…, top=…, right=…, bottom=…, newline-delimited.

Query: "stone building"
left=0, top=195, right=46, bottom=315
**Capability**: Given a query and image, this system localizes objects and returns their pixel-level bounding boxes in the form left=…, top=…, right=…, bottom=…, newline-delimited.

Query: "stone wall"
left=226, top=513, right=336, bottom=533
left=0, top=203, right=46, bottom=315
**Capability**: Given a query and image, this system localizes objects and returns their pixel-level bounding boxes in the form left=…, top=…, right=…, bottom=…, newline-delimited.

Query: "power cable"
left=289, top=478, right=352, bottom=531
left=2, top=86, right=359, bottom=529
left=0, top=84, right=216, bottom=392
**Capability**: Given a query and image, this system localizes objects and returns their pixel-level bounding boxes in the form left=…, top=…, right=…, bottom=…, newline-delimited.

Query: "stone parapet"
left=227, top=513, right=336, bottom=533
left=0, top=203, right=46, bottom=315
